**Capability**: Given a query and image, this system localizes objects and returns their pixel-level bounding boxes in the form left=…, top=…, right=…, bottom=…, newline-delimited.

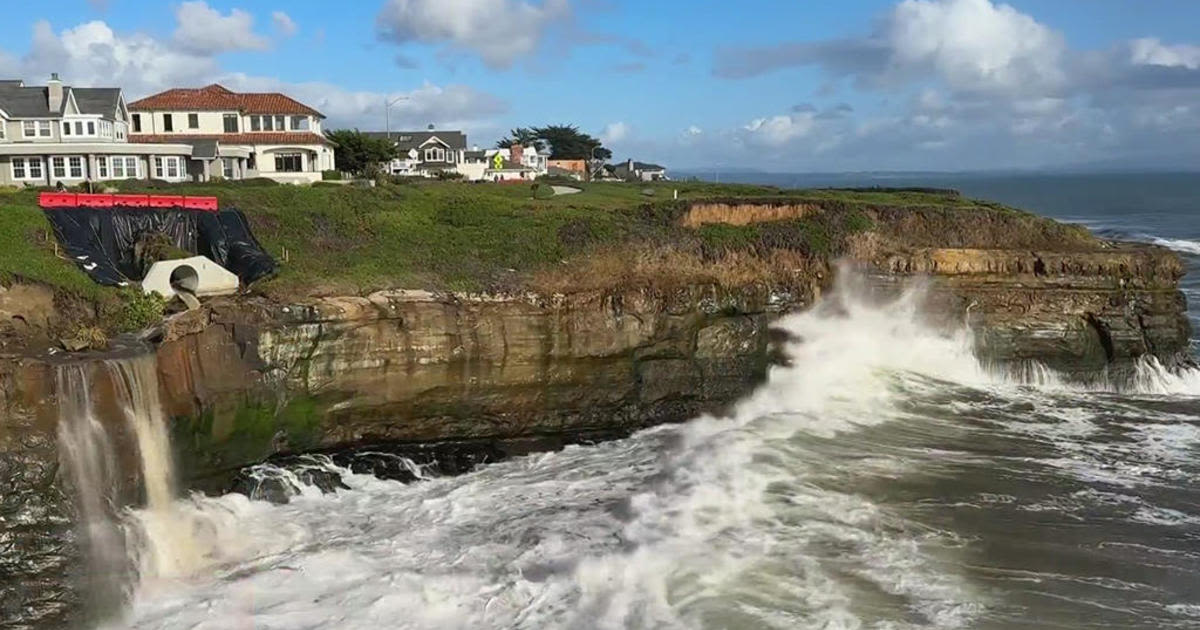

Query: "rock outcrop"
left=0, top=198, right=1192, bottom=629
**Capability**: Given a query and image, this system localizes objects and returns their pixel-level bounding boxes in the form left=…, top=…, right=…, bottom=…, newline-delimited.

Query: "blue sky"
left=3, top=0, right=1200, bottom=171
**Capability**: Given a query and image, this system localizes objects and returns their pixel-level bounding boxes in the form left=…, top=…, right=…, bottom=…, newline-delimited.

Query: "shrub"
left=532, top=183, right=555, bottom=200
left=434, top=170, right=465, bottom=181
left=322, top=170, right=343, bottom=181
left=110, top=289, right=168, bottom=333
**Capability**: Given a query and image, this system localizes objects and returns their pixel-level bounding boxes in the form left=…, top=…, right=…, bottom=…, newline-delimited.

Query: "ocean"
left=104, top=173, right=1200, bottom=629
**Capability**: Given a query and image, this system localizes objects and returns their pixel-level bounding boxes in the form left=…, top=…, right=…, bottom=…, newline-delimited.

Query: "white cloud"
left=376, top=0, right=570, bottom=68
left=272, top=11, right=298, bottom=37
left=886, top=0, right=1066, bottom=93
left=23, top=20, right=217, bottom=95
left=173, top=1, right=268, bottom=54
left=685, top=125, right=702, bottom=136
left=1130, top=37, right=1200, bottom=70
left=3, top=19, right=507, bottom=131
left=600, top=121, right=629, bottom=143
left=743, top=113, right=816, bottom=146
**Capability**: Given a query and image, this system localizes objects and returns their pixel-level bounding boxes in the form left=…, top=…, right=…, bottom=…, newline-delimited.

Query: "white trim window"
left=222, top=157, right=235, bottom=178
left=11, top=157, right=44, bottom=180
left=110, top=156, right=138, bottom=179
left=22, top=121, right=51, bottom=138
left=154, top=156, right=184, bottom=179
left=68, top=156, right=83, bottom=179
left=97, top=156, right=108, bottom=179
left=0, top=121, right=6, bottom=140
left=424, top=146, right=446, bottom=162
left=51, top=156, right=66, bottom=179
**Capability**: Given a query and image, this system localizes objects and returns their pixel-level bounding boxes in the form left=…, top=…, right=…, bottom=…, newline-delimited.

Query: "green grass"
left=0, top=179, right=1081, bottom=308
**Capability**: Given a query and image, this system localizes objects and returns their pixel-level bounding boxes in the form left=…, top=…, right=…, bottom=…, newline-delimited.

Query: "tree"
left=495, top=127, right=543, bottom=150
left=533, top=125, right=611, bottom=161
left=495, top=124, right=612, bottom=161
left=326, top=129, right=397, bottom=176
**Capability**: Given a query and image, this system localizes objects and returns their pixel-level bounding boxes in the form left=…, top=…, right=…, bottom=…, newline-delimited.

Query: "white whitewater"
left=61, top=276, right=1200, bottom=629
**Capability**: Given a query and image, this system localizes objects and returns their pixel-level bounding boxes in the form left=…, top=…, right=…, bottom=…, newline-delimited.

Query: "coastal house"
left=367, top=129, right=467, bottom=178
left=0, top=74, right=194, bottom=187
left=612, top=159, right=668, bottom=182
left=127, top=83, right=335, bottom=184
left=548, top=159, right=587, bottom=179
left=483, top=144, right=549, bottom=181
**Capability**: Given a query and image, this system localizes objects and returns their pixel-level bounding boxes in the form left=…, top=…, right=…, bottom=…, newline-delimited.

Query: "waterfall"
left=54, top=353, right=193, bottom=619
left=54, top=364, right=129, bottom=617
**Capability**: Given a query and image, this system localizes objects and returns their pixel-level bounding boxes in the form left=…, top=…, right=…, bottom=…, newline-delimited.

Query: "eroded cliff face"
left=0, top=201, right=1193, bottom=629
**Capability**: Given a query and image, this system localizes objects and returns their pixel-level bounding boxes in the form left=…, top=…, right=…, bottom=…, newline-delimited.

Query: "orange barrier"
left=38, top=192, right=219, bottom=211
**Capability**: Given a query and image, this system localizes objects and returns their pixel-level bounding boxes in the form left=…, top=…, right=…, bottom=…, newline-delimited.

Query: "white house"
left=128, top=84, right=335, bottom=184
left=367, top=130, right=467, bottom=178
left=481, top=144, right=550, bottom=182
left=0, top=74, right=194, bottom=187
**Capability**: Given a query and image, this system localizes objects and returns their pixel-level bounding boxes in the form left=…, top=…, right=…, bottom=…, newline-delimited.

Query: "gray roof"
left=71, top=88, right=121, bottom=116
left=0, top=84, right=122, bottom=118
left=0, top=85, right=61, bottom=117
left=364, top=130, right=467, bottom=151
left=633, top=161, right=666, bottom=171
left=188, top=139, right=219, bottom=159
left=0, top=80, right=24, bottom=88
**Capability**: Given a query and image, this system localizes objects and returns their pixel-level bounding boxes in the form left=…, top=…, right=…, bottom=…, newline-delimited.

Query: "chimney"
left=510, top=143, right=524, bottom=165
left=47, top=73, right=63, bottom=112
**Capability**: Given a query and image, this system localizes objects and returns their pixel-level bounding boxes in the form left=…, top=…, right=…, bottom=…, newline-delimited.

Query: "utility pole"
left=384, top=95, right=408, bottom=139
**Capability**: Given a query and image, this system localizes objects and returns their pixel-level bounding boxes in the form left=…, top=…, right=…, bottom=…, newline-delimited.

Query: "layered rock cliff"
left=0, top=196, right=1193, bottom=628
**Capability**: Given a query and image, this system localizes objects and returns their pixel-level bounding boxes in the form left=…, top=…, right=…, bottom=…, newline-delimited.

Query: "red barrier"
left=39, top=192, right=219, bottom=211
left=183, top=196, right=219, bottom=211
left=38, top=193, right=77, bottom=208
left=76, top=193, right=114, bottom=208
left=112, top=194, right=149, bottom=207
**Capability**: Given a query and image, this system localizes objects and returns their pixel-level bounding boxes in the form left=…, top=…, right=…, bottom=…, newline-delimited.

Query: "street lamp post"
left=384, top=96, right=408, bottom=139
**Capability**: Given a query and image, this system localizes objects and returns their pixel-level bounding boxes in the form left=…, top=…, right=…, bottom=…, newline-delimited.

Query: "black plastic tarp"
left=42, top=207, right=276, bottom=287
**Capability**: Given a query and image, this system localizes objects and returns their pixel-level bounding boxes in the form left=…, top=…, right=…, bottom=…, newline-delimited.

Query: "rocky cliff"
left=0, top=197, right=1192, bottom=628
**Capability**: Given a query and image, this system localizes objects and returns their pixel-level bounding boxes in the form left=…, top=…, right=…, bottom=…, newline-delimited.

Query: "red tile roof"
left=131, top=132, right=331, bottom=145
left=127, top=84, right=323, bottom=117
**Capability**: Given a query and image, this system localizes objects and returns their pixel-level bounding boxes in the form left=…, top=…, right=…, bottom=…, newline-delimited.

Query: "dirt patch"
left=682, top=203, right=821, bottom=227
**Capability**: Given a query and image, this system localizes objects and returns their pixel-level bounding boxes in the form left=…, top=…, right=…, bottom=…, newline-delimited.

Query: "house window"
left=132, top=113, right=142, bottom=133
left=74, top=121, right=83, bottom=136
left=111, top=156, right=138, bottom=179
left=291, top=116, right=309, bottom=131
left=154, top=156, right=183, bottom=179
left=250, top=116, right=261, bottom=132
left=275, top=115, right=285, bottom=130
left=51, top=157, right=66, bottom=179
left=22, top=121, right=35, bottom=137
left=162, top=114, right=174, bottom=132
left=0, top=123, right=5, bottom=140
left=424, top=147, right=446, bottom=162
left=68, top=156, right=83, bottom=178
left=274, top=153, right=302, bottom=172
left=62, top=121, right=71, bottom=136
left=188, top=113, right=199, bottom=129
left=97, top=157, right=108, bottom=178
left=223, top=114, right=238, bottom=133
left=115, top=123, right=126, bottom=140
left=10, top=157, right=42, bottom=180
left=222, top=158, right=235, bottom=178
left=261, top=115, right=273, bottom=131
left=86, top=121, right=95, bottom=135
